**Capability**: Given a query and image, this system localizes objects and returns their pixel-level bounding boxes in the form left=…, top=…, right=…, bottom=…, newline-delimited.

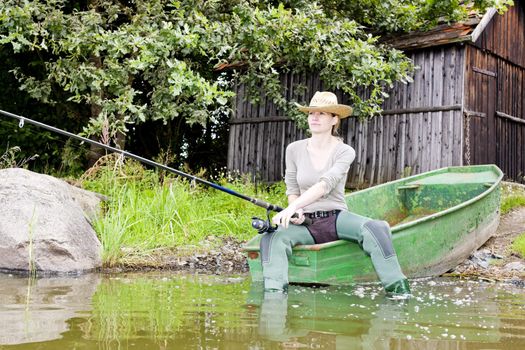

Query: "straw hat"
left=295, top=91, right=353, bottom=119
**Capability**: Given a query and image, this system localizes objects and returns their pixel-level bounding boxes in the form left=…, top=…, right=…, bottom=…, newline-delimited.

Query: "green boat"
left=243, top=165, right=503, bottom=285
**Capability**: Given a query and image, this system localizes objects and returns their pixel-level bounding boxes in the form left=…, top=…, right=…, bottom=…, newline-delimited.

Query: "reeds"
left=82, top=158, right=286, bottom=267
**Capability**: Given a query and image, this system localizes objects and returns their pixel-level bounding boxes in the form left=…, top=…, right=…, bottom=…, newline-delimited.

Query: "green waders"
left=260, top=211, right=410, bottom=294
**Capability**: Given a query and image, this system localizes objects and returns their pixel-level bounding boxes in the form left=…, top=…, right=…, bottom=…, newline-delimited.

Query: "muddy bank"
left=102, top=235, right=249, bottom=274
left=449, top=207, right=525, bottom=282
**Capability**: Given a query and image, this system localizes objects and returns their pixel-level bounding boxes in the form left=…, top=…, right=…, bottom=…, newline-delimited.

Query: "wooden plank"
left=376, top=115, right=384, bottom=183
left=400, top=66, right=410, bottom=177
left=407, top=52, right=420, bottom=174
left=443, top=46, right=456, bottom=167
left=452, top=110, right=463, bottom=166
left=229, top=116, right=291, bottom=124
left=422, top=50, right=430, bottom=173
left=356, top=120, right=365, bottom=184
left=423, top=50, right=441, bottom=170
left=386, top=114, right=396, bottom=181
left=227, top=124, right=235, bottom=170
left=269, top=121, right=276, bottom=181
left=370, top=113, right=379, bottom=185
left=441, top=110, right=452, bottom=166
left=381, top=104, right=461, bottom=115
left=487, top=54, right=497, bottom=164
left=431, top=48, right=443, bottom=169
left=407, top=113, right=417, bottom=175
left=463, top=110, right=487, bottom=118
left=496, top=111, right=525, bottom=125
left=471, top=8, right=498, bottom=43
left=472, top=66, right=497, bottom=77
left=368, top=116, right=377, bottom=185
left=360, top=119, right=368, bottom=184
left=345, top=118, right=353, bottom=183
left=346, top=118, right=357, bottom=184
left=481, top=49, right=488, bottom=164
left=256, top=92, right=266, bottom=180
left=397, top=114, right=406, bottom=178
left=393, top=114, right=401, bottom=180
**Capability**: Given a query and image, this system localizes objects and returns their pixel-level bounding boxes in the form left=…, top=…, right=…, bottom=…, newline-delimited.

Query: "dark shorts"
left=305, top=211, right=341, bottom=244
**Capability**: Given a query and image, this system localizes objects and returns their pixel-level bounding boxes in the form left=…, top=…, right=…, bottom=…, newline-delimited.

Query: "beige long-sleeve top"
left=284, top=139, right=356, bottom=213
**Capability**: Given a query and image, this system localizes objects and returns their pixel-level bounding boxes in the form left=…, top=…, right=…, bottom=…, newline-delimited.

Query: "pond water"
left=0, top=272, right=524, bottom=349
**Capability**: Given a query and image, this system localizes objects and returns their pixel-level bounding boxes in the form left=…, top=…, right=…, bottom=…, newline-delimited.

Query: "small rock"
left=502, top=261, right=525, bottom=272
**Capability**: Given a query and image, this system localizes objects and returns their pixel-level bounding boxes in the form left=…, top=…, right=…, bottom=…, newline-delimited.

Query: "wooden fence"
left=228, top=45, right=466, bottom=186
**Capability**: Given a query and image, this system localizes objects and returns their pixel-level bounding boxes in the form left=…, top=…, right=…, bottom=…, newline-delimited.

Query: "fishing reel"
left=251, top=209, right=277, bottom=234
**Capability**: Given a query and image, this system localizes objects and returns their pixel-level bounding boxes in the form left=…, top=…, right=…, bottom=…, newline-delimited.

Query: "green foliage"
left=82, top=158, right=286, bottom=266
left=284, top=0, right=514, bottom=33
left=501, top=182, right=525, bottom=215
left=219, top=2, right=416, bottom=122
left=511, top=232, right=525, bottom=258
left=0, top=0, right=233, bottom=140
left=0, top=145, right=39, bottom=169
left=501, top=195, right=525, bottom=215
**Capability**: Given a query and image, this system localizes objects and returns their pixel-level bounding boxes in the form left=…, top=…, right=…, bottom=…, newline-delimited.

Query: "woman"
left=260, top=91, right=411, bottom=297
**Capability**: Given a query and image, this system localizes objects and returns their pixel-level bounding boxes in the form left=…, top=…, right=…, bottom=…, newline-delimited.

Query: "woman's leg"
left=336, top=211, right=409, bottom=293
left=259, top=224, right=315, bottom=291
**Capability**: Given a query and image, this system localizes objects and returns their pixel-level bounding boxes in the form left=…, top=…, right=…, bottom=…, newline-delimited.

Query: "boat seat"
left=396, top=170, right=498, bottom=213
left=400, top=171, right=497, bottom=187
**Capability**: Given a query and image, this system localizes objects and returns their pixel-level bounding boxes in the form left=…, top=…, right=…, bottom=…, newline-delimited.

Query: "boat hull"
left=244, top=165, right=503, bottom=285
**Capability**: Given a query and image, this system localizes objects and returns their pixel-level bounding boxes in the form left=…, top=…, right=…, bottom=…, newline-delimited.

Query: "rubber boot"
left=385, top=278, right=411, bottom=299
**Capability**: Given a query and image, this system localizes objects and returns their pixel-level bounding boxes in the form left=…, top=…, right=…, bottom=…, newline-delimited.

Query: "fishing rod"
left=0, top=109, right=308, bottom=233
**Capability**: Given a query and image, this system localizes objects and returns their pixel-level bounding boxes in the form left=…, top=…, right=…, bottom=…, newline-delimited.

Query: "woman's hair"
left=332, top=115, right=341, bottom=136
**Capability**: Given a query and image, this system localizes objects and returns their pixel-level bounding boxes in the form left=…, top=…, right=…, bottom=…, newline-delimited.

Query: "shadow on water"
left=0, top=272, right=524, bottom=349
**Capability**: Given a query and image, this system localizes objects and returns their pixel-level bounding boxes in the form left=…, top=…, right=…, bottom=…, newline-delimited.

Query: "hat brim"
left=294, top=102, right=353, bottom=119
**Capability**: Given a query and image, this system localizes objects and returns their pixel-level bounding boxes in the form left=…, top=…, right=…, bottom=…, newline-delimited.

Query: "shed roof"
left=383, top=8, right=498, bottom=50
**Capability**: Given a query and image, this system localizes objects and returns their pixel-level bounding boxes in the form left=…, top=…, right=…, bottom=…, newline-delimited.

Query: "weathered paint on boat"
left=243, top=165, right=503, bottom=285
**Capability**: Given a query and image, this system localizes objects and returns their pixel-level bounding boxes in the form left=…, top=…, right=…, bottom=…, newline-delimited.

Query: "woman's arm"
left=273, top=182, right=328, bottom=228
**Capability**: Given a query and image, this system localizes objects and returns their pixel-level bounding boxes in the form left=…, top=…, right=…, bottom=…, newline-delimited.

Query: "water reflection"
left=247, top=280, right=524, bottom=349
left=247, top=284, right=416, bottom=349
left=0, top=273, right=101, bottom=345
left=0, top=273, right=523, bottom=349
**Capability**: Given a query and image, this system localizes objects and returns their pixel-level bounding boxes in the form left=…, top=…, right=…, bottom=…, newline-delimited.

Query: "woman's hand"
left=272, top=205, right=304, bottom=229
left=290, top=208, right=305, bottom=225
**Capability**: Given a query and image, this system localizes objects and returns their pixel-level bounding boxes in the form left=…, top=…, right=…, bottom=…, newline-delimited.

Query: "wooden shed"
left=227, top=2, right=525, bottom=186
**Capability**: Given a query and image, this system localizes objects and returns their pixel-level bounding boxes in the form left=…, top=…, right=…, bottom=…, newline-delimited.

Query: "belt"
left=305, top=210, right=340, bottom=219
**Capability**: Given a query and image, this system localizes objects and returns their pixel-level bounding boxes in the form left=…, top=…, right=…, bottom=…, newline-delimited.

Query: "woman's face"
left=308, top=111, right=337, bottom=134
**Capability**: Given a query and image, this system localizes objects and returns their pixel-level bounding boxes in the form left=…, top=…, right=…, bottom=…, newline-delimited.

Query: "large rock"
left=0, top=168, right=103, bottom=274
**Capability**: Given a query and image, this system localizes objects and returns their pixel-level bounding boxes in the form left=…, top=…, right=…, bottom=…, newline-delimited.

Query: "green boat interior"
left=347, top=169, right=499, bottom=227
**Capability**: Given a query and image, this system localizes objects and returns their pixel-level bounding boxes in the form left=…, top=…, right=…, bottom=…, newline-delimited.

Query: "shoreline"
left=101, top=208, right=525, bottom=283
left=3, top=207, right=523, bottom=281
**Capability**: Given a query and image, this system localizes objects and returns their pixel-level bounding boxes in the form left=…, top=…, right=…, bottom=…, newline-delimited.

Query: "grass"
left=82, top=157, right=286, bottom=267
left=501, top=182, right=525, bottom=215
left=511, top=232, right=525, bottom=258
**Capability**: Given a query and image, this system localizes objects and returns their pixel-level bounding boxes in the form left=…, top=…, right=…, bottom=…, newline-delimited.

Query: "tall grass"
left=82, top=158, right=286, bottom=266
